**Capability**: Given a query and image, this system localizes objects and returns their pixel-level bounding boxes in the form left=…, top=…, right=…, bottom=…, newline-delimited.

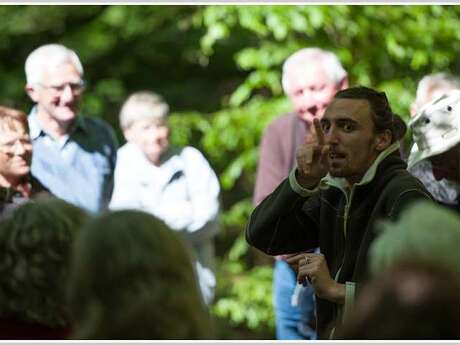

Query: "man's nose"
left=324, top=126, right=339, bottom=144
left=310, top=91, right=329, bottom=106
left=60, top=84, right=75, bottom=102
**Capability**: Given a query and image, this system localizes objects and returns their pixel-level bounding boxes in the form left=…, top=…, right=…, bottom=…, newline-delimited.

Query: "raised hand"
left=295, top=118, right=329, bottom=188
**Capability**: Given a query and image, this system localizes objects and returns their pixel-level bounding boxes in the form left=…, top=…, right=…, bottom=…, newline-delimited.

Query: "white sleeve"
left=152, top=147, right=220, bottom=241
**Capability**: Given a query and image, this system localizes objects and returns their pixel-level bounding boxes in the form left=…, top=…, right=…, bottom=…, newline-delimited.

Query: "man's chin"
left=297, top=112, right=314, bottom=123
left=54, top=109, right=78, bottom=122
left=329, top=172, right=342, bottom=178
left=328, top=167, right=346, bottom=178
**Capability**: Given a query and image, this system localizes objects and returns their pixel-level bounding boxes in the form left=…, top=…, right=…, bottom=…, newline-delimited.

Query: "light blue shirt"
left=28, top=108, right=118, bottom=213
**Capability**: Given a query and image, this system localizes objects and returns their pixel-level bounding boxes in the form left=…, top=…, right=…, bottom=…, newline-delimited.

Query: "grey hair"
left=415, top=72, right=460, bottom=106
left=25, top=44, right=84, bottom=85
left=281, top=47, right=347, bottom=95
left=119, top=91, right=169, bottom=130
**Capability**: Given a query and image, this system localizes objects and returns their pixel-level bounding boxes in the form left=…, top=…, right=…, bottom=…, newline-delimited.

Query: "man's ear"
left=375, top=129, right=392, bottom=151
left=337, top=76, right=349, bottom=91
left=25, top=84, right=39, bottom=103
left=409, top=102, right=419, bottom=118
left=123, top=127, right=133, bottom=142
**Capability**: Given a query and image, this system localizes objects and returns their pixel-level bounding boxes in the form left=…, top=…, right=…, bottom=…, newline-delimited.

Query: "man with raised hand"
left=253, top=47, right=348, bottom=340
left=246, top=86, right=432, bottom=339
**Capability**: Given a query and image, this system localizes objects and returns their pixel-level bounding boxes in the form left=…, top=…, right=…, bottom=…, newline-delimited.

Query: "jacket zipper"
left=331, top=186, right=355, bottom=337
left=333, top=187, right=354, bottom=281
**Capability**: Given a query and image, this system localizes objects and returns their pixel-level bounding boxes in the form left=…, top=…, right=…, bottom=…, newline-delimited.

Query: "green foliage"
left=192, top=5, right=460, bottom=334
left=170, top=96, right=290, bottom=191
left=213, top=254, right=274, bottom=330
left=196, top=5, right=460, bottom=120
left=2, top=4, right=460, bottom=337
left=169, top=98, right=292, bottom=335
left=213, top=232, right=274, bottom=331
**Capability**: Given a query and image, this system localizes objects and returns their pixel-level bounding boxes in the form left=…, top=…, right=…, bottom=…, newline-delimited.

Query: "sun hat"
left=408, top=89, right=460, bottom=168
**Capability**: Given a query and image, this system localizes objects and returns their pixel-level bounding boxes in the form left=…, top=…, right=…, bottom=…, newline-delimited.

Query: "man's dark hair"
left=335, top=86, right=407, bottom=143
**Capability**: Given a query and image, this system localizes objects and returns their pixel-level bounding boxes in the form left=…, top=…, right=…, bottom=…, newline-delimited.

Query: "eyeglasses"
left=37, top=80, right=86, bottom=96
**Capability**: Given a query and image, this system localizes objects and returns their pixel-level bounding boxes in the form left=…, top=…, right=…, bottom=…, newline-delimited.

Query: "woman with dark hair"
left=67, top=210, right=213, bottom=339
left=0, top=198, right=88, bottom=339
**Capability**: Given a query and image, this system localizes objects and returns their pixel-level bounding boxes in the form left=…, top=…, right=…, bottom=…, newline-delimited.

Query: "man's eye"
left=321, top=122, right=330, bottom=132
left=315, top=85, right=325, bottom=91
left=51, top=85, right=64, bottom=91
left=343, top=123, right=354, bottom=132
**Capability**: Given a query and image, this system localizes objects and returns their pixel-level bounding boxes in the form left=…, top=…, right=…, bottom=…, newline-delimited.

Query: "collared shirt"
left=28, top=107, right=118, bottom=213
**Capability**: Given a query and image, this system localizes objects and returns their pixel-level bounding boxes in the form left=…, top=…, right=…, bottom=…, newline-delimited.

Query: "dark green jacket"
left=246, top=144, right=433, bottom=339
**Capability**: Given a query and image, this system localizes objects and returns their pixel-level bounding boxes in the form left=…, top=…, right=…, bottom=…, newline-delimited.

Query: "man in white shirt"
left=110, top=91, right=220, bottom=304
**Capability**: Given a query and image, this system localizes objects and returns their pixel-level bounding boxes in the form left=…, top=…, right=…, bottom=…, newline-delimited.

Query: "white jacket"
left=110, top=142, right=220, bottom=304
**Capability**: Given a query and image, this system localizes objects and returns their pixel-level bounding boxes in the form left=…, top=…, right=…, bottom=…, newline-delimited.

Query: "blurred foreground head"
left=369, top=200, right=460, bottom=275
left=337, top=201, right=460, bottom=339
left=0, top=198, right=88, bottom=338
left=67, top=210, right=212, bottom=339
left=338, top=261, right=460, bottom=339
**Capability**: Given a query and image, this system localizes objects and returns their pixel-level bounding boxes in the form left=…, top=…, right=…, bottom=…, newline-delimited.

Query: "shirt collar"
left=320, top=141, right=401, bottom=191
left=28, top=106, right=87, bottom=140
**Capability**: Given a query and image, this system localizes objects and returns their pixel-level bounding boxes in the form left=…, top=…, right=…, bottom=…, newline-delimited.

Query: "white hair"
left=281, top=47, right=347, bottom=95
left=119, top=91, right=169, bottom=130
left=415, top=72, right=460, bottom=106
left=25, top=44, right=84, bottom=85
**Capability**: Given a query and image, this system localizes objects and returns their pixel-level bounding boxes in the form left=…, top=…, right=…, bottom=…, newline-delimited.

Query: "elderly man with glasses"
left=25, top=44, right=118, bottom=213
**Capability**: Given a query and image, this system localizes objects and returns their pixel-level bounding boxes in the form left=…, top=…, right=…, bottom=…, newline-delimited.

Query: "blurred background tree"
left=1, top=4, right=460, bottom=338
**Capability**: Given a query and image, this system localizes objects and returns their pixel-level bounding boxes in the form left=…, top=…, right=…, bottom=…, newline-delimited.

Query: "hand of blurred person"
left=295, top=118, right=330, bottom=189
left=286, top=252, right=345, bottom=304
